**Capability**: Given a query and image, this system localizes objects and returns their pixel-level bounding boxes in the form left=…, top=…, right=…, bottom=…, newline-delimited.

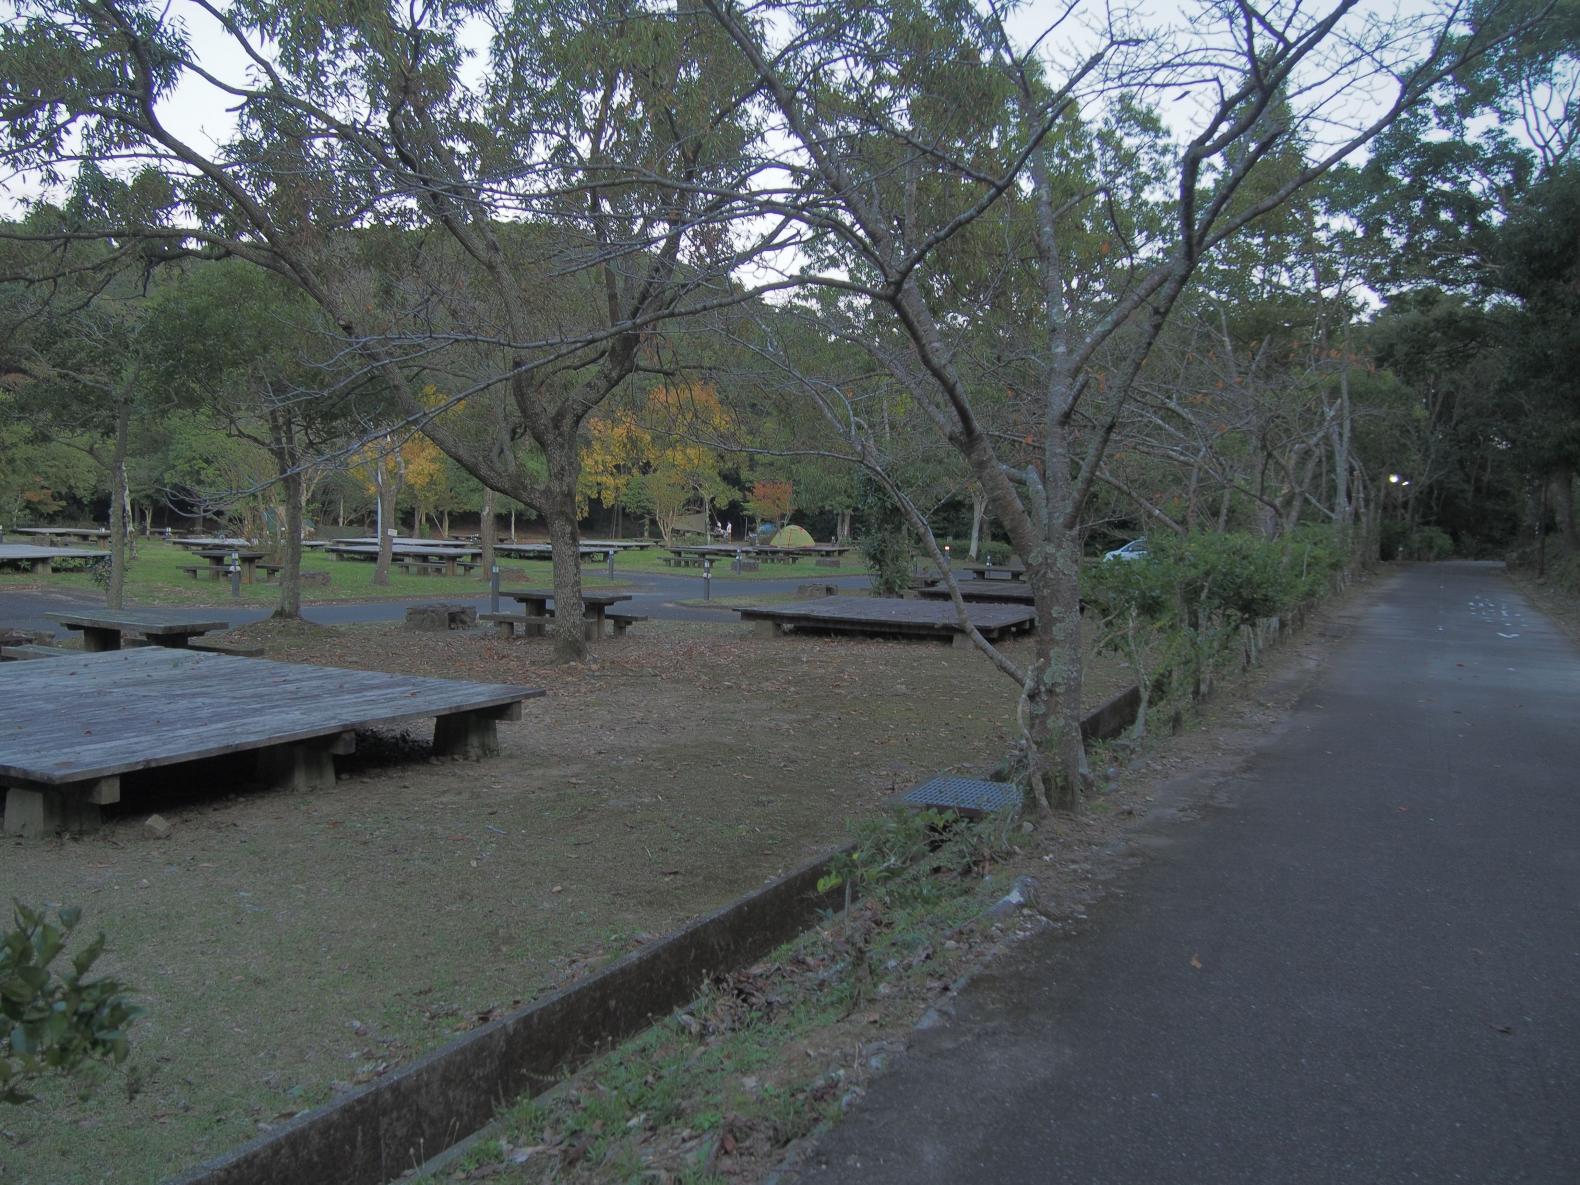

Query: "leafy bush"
left=855, top=480, right=915, bottom=596
left=1407, top=525, right=1455, bottom=560
left=1, top=904, right=140, bottom=1104
left=1084, top=528, right=1354, bottom=724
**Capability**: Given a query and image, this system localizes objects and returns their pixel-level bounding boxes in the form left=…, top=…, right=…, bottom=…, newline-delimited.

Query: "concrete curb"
left=166, top=848, right=850, bottom=1185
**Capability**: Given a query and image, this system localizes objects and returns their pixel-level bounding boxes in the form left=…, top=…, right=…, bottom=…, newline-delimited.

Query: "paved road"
left=0, top=565, right=871, bottom=636
left=791, top=562, right=1580, bottom=1184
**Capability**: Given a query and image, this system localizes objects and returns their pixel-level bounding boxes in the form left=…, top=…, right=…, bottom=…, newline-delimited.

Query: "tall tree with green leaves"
left=701, top=0, right=1542, bottom=811
left=0, top=0, right=780, bottom=659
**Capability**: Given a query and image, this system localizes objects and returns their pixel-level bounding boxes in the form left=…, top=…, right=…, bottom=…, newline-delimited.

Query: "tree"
left=0, top=252, right=161, bottom=607
left=699, top=0, right=1550, bottom=811
left=0, top=0, right=781, bottom=660
left=143, top=260, right=363, bottom=616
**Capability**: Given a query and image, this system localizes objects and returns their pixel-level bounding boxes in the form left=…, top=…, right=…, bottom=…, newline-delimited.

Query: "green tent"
left=770, top=524, right=815, bottom=547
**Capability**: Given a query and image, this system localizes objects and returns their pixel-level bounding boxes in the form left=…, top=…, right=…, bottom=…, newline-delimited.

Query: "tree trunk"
left=1551, top=466, right=1577, bottom=552
left=480, top=486, right=497, bottom=570
left=1019, top=519, right=1085, bottom=813
left=544, top=439, right=588, bottom=662
left=968, top=488, right=987, bottom=559
left=275, top=466, right=305, bottom=620
left=374, top=471, right=397, bottom=586
left=107, top=399, right=131, bottom=609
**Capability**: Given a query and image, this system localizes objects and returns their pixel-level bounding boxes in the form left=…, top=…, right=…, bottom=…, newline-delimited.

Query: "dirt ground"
left=1, top=618, right=1131, bottom=1185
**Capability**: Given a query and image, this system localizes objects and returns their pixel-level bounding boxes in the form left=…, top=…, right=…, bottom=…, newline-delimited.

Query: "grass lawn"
left=0, top=539, right=874, bottom=609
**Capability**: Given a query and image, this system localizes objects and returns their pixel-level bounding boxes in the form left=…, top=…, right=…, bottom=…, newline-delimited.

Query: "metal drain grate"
left=891, top=775, right=1022, bottom=818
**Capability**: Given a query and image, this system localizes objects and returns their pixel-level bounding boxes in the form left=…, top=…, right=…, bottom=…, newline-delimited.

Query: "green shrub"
left=1, top=904, right=140, bottom=1104
left=1406, top=525, right=1455, bottom=561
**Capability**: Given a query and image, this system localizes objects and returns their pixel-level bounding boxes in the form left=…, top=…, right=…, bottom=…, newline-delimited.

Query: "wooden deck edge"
left=164, top=847, right=852, bottom=1185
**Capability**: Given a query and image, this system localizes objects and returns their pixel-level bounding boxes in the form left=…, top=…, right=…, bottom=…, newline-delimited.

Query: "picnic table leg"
left=525, top=599, right=548, bottom=637
left=80, top=626, right=120, bottom=652
left=433, top=701, right=521, bottom=760
left=752, top=619, right=785, bottom=638
left=29, top=558, right=51, bottom=575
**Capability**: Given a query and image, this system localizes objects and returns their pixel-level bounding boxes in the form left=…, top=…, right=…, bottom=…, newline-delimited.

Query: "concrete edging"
left=165, top=849, right=849, bottom=1185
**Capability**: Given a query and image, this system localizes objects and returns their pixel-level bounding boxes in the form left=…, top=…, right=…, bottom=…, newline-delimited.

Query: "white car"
left=1102, top=538, right=1149, bottom=562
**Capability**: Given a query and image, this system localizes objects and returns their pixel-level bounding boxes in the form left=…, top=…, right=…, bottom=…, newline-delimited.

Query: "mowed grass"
left=0, top=538, right=872, bottom=608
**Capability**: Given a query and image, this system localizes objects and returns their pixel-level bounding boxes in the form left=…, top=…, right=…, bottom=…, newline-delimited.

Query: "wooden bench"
left=606, top=610, right=649, bottom=637
left=0, top=644, right=71, bottom=661
left=456, top=561, right=480, bottom=575
left=181, top=566, right=203, bottom=579
left=396, top=560, right=448, bottom=576
left=257, top=563, right=282, bottom=580
left=479, top=611, right=554, bottom=640
left=188, top=639, right=266, bottom=658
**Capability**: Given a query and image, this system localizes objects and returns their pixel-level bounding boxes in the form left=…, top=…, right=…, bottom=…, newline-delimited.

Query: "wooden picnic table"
left=171, top=536, right=253, bottom=551
left=9, top=526, right=112, bottom=546
left=493, top=541, right=622, bottom=562
left=915, top=579, right=1037, bottom=605
left=332, top=536, right=476, bottom=549
left=495, top=589, right=633, bottom=638
left=326, top=544, right=482, bottom=575
left=45, top=608, right=231, bottom=652
left=0, top=649, right=544, bottom=836
left=962, top=562, right=1026, bottom=581
left=734, top=595, right=1034, bottom=645
left=194, top=548, right=267, bottom=583
left=0, top=544, right=110, bottom=575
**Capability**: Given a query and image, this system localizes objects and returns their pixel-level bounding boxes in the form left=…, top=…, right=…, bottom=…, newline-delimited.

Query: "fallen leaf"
left=1189, top=953, right=1203, bottom=970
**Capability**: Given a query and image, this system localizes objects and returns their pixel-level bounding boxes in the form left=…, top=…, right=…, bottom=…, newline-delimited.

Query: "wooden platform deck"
left=733, top=595, right=1035, bottom=644
left=0, top=649, right=543, bottom=836
left=0, top=543, right=109, bottom=574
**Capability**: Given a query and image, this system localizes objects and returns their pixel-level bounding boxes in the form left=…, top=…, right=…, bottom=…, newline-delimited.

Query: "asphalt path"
left=0, top=564, right=872, bottom=636
left=791, top=561, right=1580, bottom=1184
